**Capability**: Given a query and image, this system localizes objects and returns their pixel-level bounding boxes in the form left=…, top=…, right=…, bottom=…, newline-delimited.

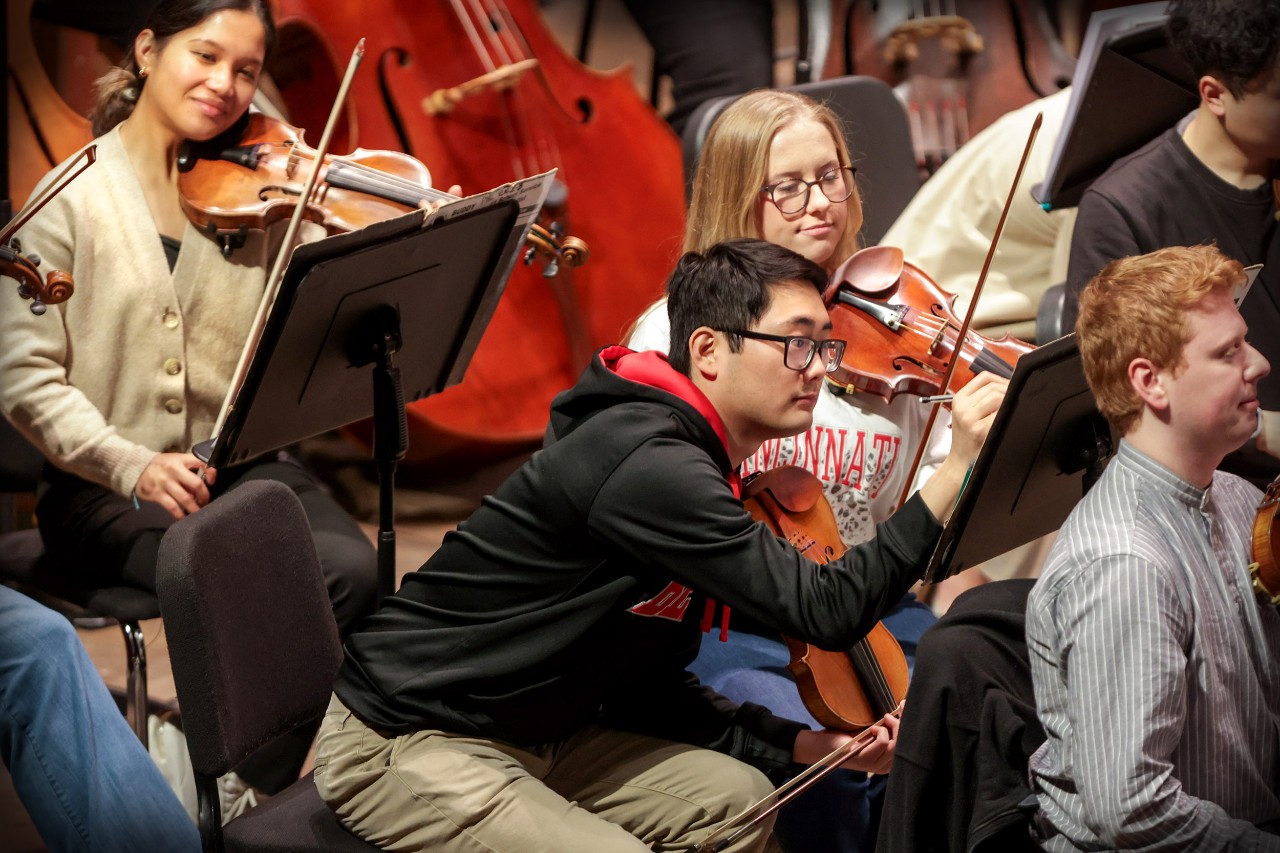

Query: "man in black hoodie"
left=314, top=239, right=1006, bottom=852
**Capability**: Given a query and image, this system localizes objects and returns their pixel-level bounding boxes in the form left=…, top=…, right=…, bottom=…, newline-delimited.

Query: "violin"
left=177, top=112, right=587, bottom=270
left=822, top=245, right=1034, bottom=403
left=742, top=466, right=908, bottom=731
left=1249, top=475, right=1280, bottom=606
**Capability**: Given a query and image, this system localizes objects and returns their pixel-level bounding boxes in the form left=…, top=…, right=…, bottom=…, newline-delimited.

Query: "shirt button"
left=162, top=311, right=180, bottom=329
left=164, top=398, right=183, bottom=414
left=163, top=358, right=182, bottom=376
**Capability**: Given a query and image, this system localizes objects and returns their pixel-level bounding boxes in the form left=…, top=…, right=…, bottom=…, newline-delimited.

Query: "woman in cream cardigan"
left=0, top=0, right=376, bottom=796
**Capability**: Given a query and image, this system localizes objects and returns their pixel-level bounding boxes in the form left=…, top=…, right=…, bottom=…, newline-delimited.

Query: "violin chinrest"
left=824, top=245, right=905, bottom=303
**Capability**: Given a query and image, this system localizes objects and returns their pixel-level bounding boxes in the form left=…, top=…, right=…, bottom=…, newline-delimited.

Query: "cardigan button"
left=164, top=398, right=184, bottom=415
left=163, top=358, right=182, bottom=376
left=162, top=311, right=180, bottom=329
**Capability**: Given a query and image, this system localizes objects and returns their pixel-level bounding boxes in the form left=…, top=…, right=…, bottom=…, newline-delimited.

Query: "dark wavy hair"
left=90, top=0, right=275, bottom=136
left=666, top=239, right=828, bottom=376
left=1167, top=0, right=1280, bottom=97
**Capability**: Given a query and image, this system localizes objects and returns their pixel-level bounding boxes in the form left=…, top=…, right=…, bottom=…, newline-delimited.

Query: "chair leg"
left=120, top=619, right=149, bottom=749
left=196, top=772, right=225, bottom=853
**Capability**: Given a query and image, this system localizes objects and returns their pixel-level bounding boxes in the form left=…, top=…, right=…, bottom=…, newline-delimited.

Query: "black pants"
left=37, top=456, right=378, bottom=792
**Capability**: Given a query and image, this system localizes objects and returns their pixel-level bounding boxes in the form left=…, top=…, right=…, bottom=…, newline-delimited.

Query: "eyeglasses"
left=760, top=166, right=857, bottom=215
left=720, top=329, right=848, bottom=373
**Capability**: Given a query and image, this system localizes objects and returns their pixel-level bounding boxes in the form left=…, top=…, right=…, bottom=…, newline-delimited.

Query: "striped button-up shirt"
left=1028, top=440, right=1280, bottom=851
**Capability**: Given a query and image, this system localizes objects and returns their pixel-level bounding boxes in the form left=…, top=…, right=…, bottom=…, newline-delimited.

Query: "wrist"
left=919, top=455, right=969, bottom=524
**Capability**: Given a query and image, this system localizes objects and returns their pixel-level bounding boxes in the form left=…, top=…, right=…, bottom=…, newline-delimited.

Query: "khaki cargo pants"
left=313, top=694, right=776, bottom=852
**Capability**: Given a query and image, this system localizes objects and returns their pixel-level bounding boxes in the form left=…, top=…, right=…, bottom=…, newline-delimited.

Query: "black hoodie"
left=333, top=347, right=943, bottom=775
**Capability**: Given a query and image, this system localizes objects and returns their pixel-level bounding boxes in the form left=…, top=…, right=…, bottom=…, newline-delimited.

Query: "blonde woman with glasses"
left=627, top=89, right=1006, bottom=853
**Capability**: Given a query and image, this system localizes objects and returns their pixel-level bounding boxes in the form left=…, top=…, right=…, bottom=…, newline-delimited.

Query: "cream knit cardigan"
left=0, top=127, right=277, bottom=496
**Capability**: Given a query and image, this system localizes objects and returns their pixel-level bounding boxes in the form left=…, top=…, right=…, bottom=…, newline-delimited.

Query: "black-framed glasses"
left=760, top=166, right=857, bottom=215
left=720, top=329, right=848, bottom=373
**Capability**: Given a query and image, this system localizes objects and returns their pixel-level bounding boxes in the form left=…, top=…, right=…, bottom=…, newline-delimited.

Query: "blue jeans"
left=692, top=594, right=936, bottom=853
left=0, top=586, right=199, bottom=852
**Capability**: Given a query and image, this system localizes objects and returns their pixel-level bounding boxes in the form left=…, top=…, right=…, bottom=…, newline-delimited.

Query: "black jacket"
left=334, top=347, right=942, bottom=774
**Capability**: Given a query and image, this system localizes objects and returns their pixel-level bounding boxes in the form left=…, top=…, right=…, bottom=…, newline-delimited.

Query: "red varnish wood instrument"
left=265, top=1, right=687, bottom=461
left=822, top=0, right=1081, bottom=175
left=176, top=112, right=586, bottom=269
left=696, top=466, right=907, bottom=850
left=1250, top=476, right=1280, bottom=606
left=823, top=245, right=1034, bottom=403
left=742, top=466, right=908, bottom=731
left=6, top=0, right=97, bottom=207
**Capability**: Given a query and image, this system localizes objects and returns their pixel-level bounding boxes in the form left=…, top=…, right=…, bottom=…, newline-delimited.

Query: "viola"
left=742, top=466, right=908, bottom=732
left=177, top=112, right=587, bottom=270
left=1250, top=475, right=1280, bottom=606
left=822, top=245, right=1034, bottom=403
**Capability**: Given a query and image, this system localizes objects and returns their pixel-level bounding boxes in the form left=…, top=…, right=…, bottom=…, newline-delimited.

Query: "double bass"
left=263, top=1, right=688, bottom=462
left=820, top=0, right=1097, bottom=174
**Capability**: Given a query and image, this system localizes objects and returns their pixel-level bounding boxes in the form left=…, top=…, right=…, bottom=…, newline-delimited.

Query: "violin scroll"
left=2, top=145, right=95, bottom=314
left=2, top=242, right=74, bottom=315
left=523, top=225, right=588, bottom=277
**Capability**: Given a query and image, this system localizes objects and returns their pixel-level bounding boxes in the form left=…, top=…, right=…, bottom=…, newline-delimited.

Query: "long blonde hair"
left=684, top=89, right=861, bottom=270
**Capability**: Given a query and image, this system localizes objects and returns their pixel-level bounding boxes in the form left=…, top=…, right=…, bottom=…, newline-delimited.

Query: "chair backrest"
left=680, top=76, right=922, bottom=247
left=156, top=479, right=343, bottom=778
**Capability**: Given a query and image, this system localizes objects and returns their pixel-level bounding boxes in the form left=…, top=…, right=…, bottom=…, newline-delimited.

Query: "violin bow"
left=1, top=145, right=97, bottom=245
left=894, top=111, right=1043, bottom=512
left=211, top=39, right=367, bottom=440
left=690, top=703, right=902, bottom=852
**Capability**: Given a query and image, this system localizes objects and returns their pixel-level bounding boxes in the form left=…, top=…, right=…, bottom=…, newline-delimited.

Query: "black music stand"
left=1033, top=2, right=1195, bottom=211
left=196, top=198, right=523, bottom=601
left=923, top=334, right=1118, bottom=583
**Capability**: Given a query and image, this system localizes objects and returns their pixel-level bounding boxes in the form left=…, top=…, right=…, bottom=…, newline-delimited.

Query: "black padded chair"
left=156, top=478, right=378, bottom=852
left=0, top=418, right=158, bottom=746
left=1035, top=282, right=1069, bottom=344
left=680, top=75, right=923, bottom=247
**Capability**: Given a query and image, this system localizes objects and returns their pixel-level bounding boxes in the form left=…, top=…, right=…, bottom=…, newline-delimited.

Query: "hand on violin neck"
left=792, top=713, right=898, bottom=775
left=417, top=184, right=463, bottom=216
left=918, top=372, right=1008, bottom=523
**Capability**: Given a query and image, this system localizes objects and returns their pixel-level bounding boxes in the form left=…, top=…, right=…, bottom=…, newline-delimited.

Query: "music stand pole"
left=358, top=308, right=408, bottom=601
